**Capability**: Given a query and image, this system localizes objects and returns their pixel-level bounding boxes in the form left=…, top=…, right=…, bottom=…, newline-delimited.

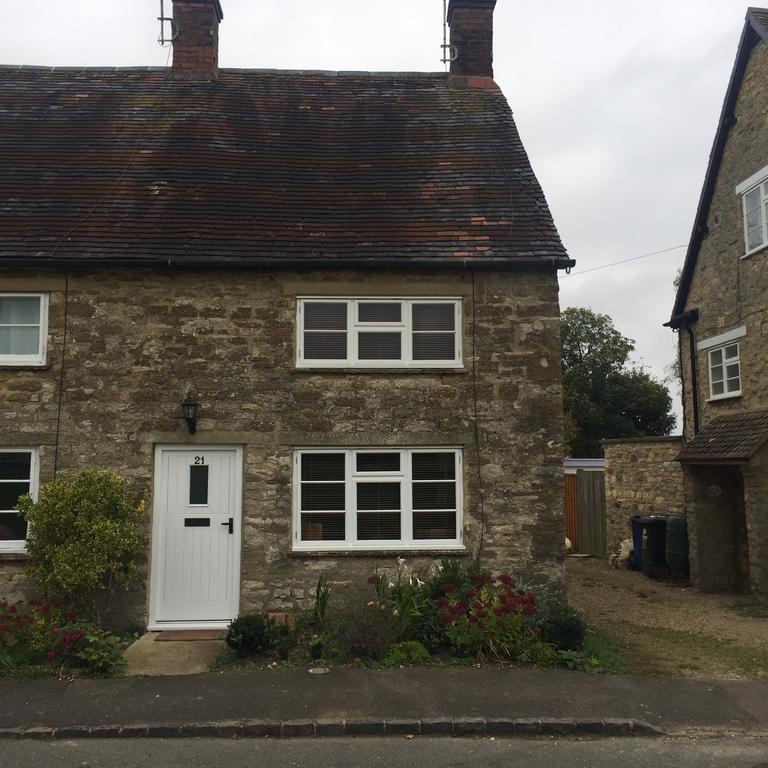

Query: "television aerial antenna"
left=158, top=0, right=178, bottom=47
left=440, top=0, right=457, bottom=66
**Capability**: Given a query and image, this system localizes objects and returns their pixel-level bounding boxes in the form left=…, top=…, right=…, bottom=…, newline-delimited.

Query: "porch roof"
left=677, top=410, right=768, bottom=463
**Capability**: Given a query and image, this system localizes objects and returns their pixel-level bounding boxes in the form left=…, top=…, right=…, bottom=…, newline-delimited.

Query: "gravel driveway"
left=567, top=557, right=768, bottom=678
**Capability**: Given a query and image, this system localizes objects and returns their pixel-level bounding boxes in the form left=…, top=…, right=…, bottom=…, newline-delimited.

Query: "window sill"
left=707, top=393, right=742, bottom=403
left=291, top=368, right=468, bottom=376
left=0, top=364, right=50, bottom=371
left=0, top=551, right=29, bottom=562
left=289, top=547, right=468, bottom=559
left=741, top=243, right=767, bottom=260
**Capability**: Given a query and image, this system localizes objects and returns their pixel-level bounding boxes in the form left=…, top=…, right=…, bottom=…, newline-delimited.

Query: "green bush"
left=326, top=604, right=400, bottom=661
left=225, top=614, right=274, bottom=658
left=538, top=603, right=586, bottom=652
left=403, top=600, right=447, bottom=653
left=386, top=641, right=430, bottom=665
left=17, top=470, right=145, bottom=622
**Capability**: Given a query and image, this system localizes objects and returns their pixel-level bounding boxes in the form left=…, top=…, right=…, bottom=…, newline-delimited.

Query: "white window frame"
left=736, top=164, right=768, bottom=258
left=707, top=342, right=742, bottom=401
left=0, top=293, right=49, bottom=366
left=0, top=448, right=39, bottom=554
left=292, top=447, right=464, bottom=552
left=296, top=297, right=463, bottom=369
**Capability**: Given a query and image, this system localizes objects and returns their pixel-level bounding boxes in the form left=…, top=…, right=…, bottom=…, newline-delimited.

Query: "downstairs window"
left=293, top=448, right=463, bottom=551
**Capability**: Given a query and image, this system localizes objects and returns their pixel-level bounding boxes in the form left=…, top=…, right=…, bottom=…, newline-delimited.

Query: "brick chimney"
left=447, top=0, right=497, bottom=78
left=171, top=0, right=224, bottom=76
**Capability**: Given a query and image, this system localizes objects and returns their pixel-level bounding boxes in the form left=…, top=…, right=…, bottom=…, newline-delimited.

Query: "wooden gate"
left=564, top=474, right=579, bottom=551
left=575, top=469, right=606, bottom=557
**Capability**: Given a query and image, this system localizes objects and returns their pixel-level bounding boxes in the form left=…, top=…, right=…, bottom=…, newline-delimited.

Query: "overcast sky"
left=2, top=0, right=755, bottom=429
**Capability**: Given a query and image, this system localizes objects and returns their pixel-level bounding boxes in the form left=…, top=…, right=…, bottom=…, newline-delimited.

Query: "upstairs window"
left=297, top=298, right=462, bottom=368
left=294, top=447, right=463, bottom=551
left=736, top=166, right=768, bottom=256
left=708, top=343, right=741, bottom=400
left=0, top=294, right=48, bottom=366
left=0, top=449, right=37, bottom=552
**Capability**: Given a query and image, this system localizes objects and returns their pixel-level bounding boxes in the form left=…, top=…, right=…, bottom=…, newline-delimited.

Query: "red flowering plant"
left=0, top=599, right=76, bottom=666
left=436, top=573, right=543, bottom=661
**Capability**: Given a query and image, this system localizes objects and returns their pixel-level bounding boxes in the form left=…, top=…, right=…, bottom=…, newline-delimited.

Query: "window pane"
left=189, top=465, right=209, bottom=505
left=745, top=187, right=762, bottom=213
left=0, top=482, right=30, bottom=511
left=304, top=302, right=347, bottom=330
left=356, top=453, right=400, bottom=473
left=0, top=453, right=31, bottom=481
left=356, top=482, right=400, bottom=510
left=413, top=482, right=456, bottom=510
left=710, top=349, right=723, bottom=366
left=413, top=333, right=455, bottom=361
left=358, top=303, right=401, bottom=323
left=711, top=381, right=725, bottom=397
left=413, top=303, right=455, bottom=332
left=0, top=512, right=27, bottom=541
left=301, top=513, right=345, bottom=541
left=304, top=332, right=347, bottom=360
left=412, top=453, right=456, bottom=481
left=726, top=377, right=741, bottom=393
left=725, top=363, right=740, bottom=380
left=301, top=483, right=346, bottom=511
left=711, top=366, right=724, bottom=383
left=413, top=511, right=456, bottom=540
left=724, top=345, right=739, bottom=360
left=0, top=326, right=40, bottom=355
left=358, top=332, right=401, bottom=360
left=301, top=454, right=345, bottom=481
left=357, top=512, right=400, bottom=540
left=0, top=297, right=40, bottom=325
left=748, top=226, right=765, bottom=251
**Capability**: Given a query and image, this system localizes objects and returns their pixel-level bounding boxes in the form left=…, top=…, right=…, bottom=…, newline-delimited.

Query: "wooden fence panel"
left=576, top=470, right=607, bottom=557
left=564, top=474, right=578, bottom=551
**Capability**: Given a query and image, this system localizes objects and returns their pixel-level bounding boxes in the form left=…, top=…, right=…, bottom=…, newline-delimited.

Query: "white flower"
left=415, top=577, right=425, bottom=587
left=435, top=562, right=443, bottom=572
left=393, top=609, right=400, bottom=617
left=397, top=557, right=406, bottom=567
left=388, top=581, right=395, bottom=588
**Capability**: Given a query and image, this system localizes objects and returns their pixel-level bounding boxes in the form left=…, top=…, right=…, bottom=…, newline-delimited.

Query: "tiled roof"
left=677, top=410, right=768, bottom=462
left=0, top=67, right=571, bottom=269
left=749, top=7, right=768, bottom=37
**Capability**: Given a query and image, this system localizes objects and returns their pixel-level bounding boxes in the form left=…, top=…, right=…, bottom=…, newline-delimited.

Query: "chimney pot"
left=447, top=0, right=497, bottom=78
left=171, top=0, right=224, bottom=77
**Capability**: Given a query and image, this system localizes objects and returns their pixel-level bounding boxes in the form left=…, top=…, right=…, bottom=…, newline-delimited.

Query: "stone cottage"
left=667, top=7, right=768, bottom=595
left=0, top=0, right=573, bottom=629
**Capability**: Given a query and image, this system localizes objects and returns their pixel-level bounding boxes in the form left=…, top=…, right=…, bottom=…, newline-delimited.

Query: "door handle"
left=221, top=517, right=233, bottom=535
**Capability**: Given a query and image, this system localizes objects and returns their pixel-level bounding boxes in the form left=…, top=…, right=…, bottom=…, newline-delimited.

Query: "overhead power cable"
left=565, top=244, right=688, bottom=277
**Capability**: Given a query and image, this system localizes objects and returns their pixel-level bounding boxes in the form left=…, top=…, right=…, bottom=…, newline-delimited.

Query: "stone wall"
left=603, top=437, right=685, bottom=555
left=679, top=38, right=768, bottom=439
left=0, top=267, right=565, bottom=628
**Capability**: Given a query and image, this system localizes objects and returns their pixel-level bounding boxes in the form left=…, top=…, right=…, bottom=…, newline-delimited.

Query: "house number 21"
left=194, top=456, right=205, bottom=465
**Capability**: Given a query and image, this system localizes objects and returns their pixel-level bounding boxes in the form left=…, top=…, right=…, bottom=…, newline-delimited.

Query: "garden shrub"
left=17, top=469, right=145, bottom=622
left=537, top=602, right=586, bottom=652
left=0, top=600, right=124, bottom=676
left=225, top=614, right=274, bottom=658
left=386, top=640, right=430, bottom=665
left=437, top=574, right=542, bottom=661
left=403, top=600, right=446, bottom=653
left=325, top=603, right=400, bottom=661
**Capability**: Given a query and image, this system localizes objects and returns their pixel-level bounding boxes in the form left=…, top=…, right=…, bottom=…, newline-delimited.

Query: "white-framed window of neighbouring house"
left=0, top=448, right=38, bottom=552
left=0, top=293, right=49, bottom=366
left=708, top=343, right=742, bottom=400
left=736, top=165, right=768, bottom=257
left=296, top=298, right=462, bottom=368
left=292, top=447, right=464, bottom=551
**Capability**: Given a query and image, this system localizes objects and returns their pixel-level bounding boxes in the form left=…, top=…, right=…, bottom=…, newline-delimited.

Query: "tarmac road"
left=1, top=737, right=768, bottom=768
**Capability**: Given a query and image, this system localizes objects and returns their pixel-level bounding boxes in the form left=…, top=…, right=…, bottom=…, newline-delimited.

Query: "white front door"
left=150, top=445, right=242, bottom=629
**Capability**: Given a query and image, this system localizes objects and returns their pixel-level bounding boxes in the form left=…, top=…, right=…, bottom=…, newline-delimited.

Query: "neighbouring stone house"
left=667, top=7, right=768, bottom=595
left=0, top=0, right=573, bottom=630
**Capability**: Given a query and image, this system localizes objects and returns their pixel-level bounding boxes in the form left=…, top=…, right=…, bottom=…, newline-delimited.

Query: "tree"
left=561, top=307, right=676, bottom=457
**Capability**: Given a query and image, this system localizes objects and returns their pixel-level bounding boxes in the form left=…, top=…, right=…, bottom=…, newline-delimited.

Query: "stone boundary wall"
left=603, top=437, right=685, bottom=555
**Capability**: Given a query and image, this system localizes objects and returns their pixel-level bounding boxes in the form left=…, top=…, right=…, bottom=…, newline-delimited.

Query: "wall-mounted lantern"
left=181, top=393, right=199, bottom=434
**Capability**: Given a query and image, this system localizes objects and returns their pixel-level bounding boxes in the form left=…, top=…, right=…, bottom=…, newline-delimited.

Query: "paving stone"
left=345, top=720, right=386, bottom=736
left=453, top=718, right=486, bottom=736
left=281, top=720, right=315, bottom=738
left=486, top=719, right=516, bottom=736
left=420, top=719, right=453, bottom=736
left=315, top=720, right=344, bottom=737
left=241, top=720, right=281, bottom=738
left=385, top=719, right=420, bottom=735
